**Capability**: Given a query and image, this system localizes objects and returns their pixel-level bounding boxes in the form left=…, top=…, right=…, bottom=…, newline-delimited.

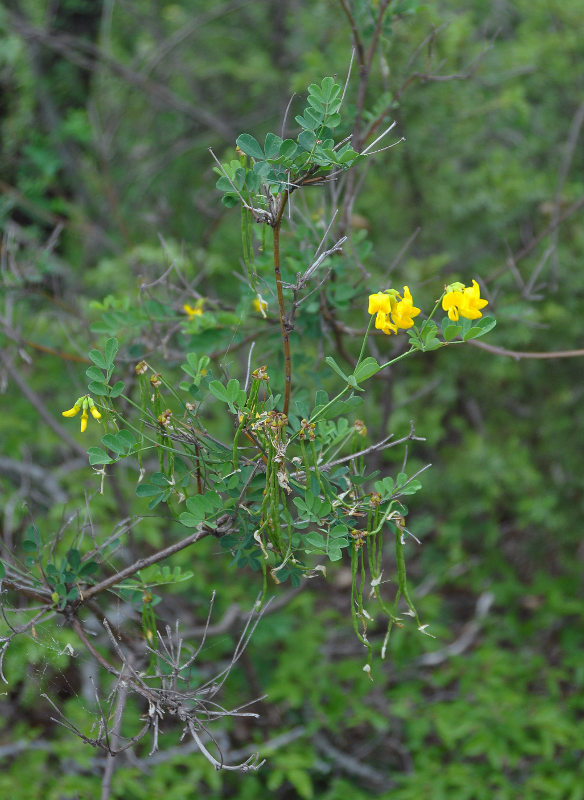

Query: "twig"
left=468, top=340, right=584, bottom=360
left=80, top=528, right=210, bottom=603
left=100, top=665, right=130, bottom=800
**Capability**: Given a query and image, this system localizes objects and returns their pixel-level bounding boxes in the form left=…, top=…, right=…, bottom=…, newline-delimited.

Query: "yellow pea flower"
left=375, top=311, right=398, bottom=335
left=459, top=279, right=488, bottom=320
left=61, top=395, right=102, bottom=433
left=442, top=279, right=488, bottom=321
left=368, top=292, right=392, bottom=315
left=442, top=289, right=464, bottom=321
left=62, top=403, right=82, bottom=417
left=390, top=286, right=420, bottom=330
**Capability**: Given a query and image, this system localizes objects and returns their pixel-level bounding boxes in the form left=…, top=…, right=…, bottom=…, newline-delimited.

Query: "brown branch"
left=80, top=528, right=210, bottom=603
left=468, top=340, right=584, bottom=360
left=338, top=0, right=366, bottom=67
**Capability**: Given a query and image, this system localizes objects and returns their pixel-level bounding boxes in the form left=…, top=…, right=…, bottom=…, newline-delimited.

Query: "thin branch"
left=80, top=528, right=210, bottom=603
left=468, top=340, right=584, bottom=360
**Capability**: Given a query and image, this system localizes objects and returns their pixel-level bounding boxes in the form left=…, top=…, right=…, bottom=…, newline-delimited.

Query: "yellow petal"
left=62, top=405, right=81, bottom=418
left=90, top=406, right=102, bottom=420
left=368, top=292, right=391, bottom=315
left=80, top=412, right=88, bottom=433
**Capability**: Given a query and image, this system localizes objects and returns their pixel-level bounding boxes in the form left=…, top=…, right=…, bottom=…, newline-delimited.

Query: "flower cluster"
left=62, top=395, right=101, bottom=432
left=368, top=287, right=420, bottom=335
left=442, top=280, right=488, bottom=321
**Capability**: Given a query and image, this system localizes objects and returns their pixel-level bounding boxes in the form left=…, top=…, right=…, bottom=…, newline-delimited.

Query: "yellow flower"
left=442, top=289, right=464, bottom=321
left=62, top=404, right=82, bottom=418
left=370, top=287, right=420, bottom=334
left=390, top=286, right=420, bottom=330
left=183, top=304, right=203, bottom=318
left=375, top=311, right=398, bottom=335
left=61, top=395, right=102, bottom=433
left=459, top=279, right=488, bottom=320
left=442, top=279, right=488, bottom=321
left=368, top=292, right=392, bottom=315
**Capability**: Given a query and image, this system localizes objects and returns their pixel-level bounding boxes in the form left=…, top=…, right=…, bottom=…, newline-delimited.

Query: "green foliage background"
left=1, top=0, right=583, bottom=797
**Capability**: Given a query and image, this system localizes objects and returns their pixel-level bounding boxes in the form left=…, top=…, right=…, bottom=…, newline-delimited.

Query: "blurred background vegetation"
left=1, top=0, right=583, bottom=798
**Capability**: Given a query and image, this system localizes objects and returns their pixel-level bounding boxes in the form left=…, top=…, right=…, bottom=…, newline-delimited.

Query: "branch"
left=468, top=340, right=584, bottom=360
left=80, top=528, right=210, bottom=603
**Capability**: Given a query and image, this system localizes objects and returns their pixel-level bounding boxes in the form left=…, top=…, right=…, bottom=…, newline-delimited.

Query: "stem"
left=378, top=346, right=416, bottom=371
left=273, top=191, right=291, bottom=414
left=357, top=313, right=376, bottom=365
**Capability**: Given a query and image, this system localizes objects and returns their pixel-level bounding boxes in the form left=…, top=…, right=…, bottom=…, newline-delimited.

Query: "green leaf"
left=222, top=194, right=239, bottom=208
left=464, top=316, right=497, bottom=340
left=88, top=381, right=109, bottom=396
left=305, top=532, right=326, bottom=549
left=330, top=524, right=349, bottom=538
left=86, top=366, right=105, bottom=382
left=0, top=560, right=5, bottom=580
left=233, top=167, right=246, bottom=190
left=116, top=430, right=136, bottom=449
left=245, top=171, right=261, bottom=193
left=328, top=545, right=343, bottom=562
left=443, top=321, right=462, bottom=341
left=325, top=356, right=349, bottom=383
left=208, top=380, right=230, bottom=403
left=79, top=561, right=99, bottom=577
left=101, top=433, right=127, bottom=455
left=216, top=175, right=233, bottom=192
left=298, top=130, right=317, bottom=151
left=183, top=491, right=222, bottom=524
left=374, top=476, right=394, bottom=497
left=109, top=381, right=125, bottom=398
left=264, top=132, right=283, bottom=158
left=226, top=378, right=242, bottom=401
left=178, top=512, right=202, bottom=528
left=104, top=337, right=119, bottom=366
left=280, top=139, right=299, bottom=160
left=67, top=549, right=81, bottom=570
left=236, top=133, right=264, bottom=160
left=353, top=357, right=381, bottom=383
left=136, top=483, right=165, bottom=498
left=87, top=447, right=113, bottom=465
left=88, top=349, right=107, bottom=369
left=398, top=479, right=422, bottom=495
